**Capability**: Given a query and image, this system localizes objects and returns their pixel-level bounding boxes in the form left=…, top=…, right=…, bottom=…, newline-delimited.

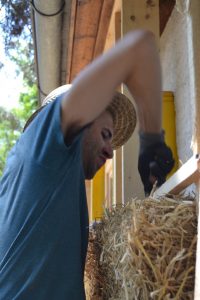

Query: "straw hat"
left=24, top=84, right=137, bottom=149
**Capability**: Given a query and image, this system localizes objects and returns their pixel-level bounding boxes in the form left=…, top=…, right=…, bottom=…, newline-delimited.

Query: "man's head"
left=82, top=110, right=114, bottom=179
left=24, top=84, right=137, bottom=178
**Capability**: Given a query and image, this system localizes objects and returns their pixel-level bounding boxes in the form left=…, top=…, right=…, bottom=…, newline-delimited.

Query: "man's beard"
left=84, top=159, right=98, bottom=179
left=83, top=147, right=100, bottom=180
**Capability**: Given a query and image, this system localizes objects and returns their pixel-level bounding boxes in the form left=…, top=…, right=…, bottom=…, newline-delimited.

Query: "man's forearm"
left=124, top=31, right=162, bottom=133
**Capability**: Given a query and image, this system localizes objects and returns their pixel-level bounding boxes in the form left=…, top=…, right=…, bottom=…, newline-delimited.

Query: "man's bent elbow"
left=124, top=29, right=156, bottom=52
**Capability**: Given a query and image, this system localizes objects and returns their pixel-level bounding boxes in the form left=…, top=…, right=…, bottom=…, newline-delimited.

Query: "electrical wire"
left=30, top=0, right=65, bottom=17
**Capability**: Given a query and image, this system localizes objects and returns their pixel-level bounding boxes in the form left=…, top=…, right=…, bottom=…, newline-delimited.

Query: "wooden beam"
left=159, top=0, right=175, bottom=35
left=122, top=0, right=160, bottom=45
left=104, top=0, right=121, bottom=51
left=93, top=0, right=115, bottom=58
left=67, top=0, right=176, bottom=82
left=121, top=0, right=159, bottom=201
left=195, top=192, right=200, bottom=300
left=66, top=0, right=77, bottom=83
left=153, top=154, right=200, bottom=197
left=70, top=0, right=104, bottom=81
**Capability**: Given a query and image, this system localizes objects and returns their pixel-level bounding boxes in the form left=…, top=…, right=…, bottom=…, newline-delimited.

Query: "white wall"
left=160, top=7, right=195, bottom=164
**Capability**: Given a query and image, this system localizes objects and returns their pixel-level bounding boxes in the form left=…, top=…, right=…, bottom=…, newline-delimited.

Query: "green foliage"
left=9, top=40, right=36, bottom=86
left=0, top=107, right=21, bottom=175
left=0, top=1, right=31, bottom=53
left=12, top=84, right=38, bottom=126
left=0, top=1, right=38, bottom=176
left=0, top=0, right=35, bottom=85
left=0, top=84, right=38, bottom=176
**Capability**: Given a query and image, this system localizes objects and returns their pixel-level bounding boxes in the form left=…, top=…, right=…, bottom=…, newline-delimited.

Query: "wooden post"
left=121, top=0, right=159, bottom=44
left=121, top=0, right=159, bottom=201
left=188, top=0, right=200, bottom=297
left=113, top=148, right=123, bottom=205
left=195, top=187, right=200, bottom=300
left=113, top=10, right=123, bottom=206
left=104, top=1, right=123, bottom=206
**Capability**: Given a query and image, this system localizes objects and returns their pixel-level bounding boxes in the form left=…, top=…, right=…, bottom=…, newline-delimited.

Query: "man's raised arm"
left=61, top=29, right=174, bottom=194
left=61, top=29, right=162, bottom=135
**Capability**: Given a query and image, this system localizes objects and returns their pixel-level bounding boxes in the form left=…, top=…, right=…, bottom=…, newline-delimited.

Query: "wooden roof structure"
left=66, top=0, right=175, bottom=82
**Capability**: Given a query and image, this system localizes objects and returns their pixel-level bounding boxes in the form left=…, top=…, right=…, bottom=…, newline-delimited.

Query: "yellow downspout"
left=162, top=91, right=178, bottom=176
left=91, top=166, right=105, bottom=221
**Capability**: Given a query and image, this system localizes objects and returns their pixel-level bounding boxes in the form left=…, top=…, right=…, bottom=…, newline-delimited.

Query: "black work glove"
left=138, top=130, right=174, bottom=196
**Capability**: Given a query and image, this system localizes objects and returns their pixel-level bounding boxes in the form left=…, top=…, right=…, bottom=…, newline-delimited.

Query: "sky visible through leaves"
left=0, top=31, right=23, bottom=110
left=0, top=5, right=24, bottom=110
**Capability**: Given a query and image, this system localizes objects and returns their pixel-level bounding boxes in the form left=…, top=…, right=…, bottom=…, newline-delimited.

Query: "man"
left=0, top=30, right=174, bottom=299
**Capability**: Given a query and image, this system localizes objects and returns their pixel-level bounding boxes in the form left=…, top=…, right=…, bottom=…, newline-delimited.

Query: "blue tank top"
left=0, top=96, right=89, bottom=299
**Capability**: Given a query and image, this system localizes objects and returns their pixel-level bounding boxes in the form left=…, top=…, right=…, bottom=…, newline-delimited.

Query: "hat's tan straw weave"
left=107, top=91, right=136, bottom=149
left=24, top=85, right=137, bottom=149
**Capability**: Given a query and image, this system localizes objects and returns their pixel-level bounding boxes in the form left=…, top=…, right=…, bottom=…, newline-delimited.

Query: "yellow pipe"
left=91, top=166, right=105, bottom=221
left=162, top=92, right=178, bottom=177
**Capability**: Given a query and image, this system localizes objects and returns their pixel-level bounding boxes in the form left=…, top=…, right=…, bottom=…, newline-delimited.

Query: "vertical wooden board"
left=93, top=0, right=115, bottom=58
left=191, top=0, right=200, bottom=153
left=122, top=86, right=144, bottom=201
left=121, top=0, right=159, bottom=201
left=113, top=148, right=123, bottom=205
left=85, top=180, right=92, bottom=223
left=122, top=0, right=159, bottom=44
left=115, top=11, right=121, bottom=43
left=195, top=183, right=200, bottom=299
left=112, top=9, right=123, bottom=205
left=159, top=0, right=175, bottom=36
left=70, top=0, right=103, bottom=80
left=105, top=5, right=124, bottom=206
left=104, top=0, right=121, bottom=52
left=188, top=1, right=200, bottom=298
left=66, top=0, right=76, bottom=83
left=105, top=159, right=113, bottom=207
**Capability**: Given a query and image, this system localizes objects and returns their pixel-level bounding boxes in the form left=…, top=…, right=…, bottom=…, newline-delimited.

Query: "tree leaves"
left=0, top=0, right=31, bottom=53
left=0, top=84, right=38, bottom=176
left=0, top=1, right=38, bottom=176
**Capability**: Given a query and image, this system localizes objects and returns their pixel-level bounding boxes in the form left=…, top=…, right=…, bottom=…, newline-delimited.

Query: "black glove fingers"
left=138, top=154, right=154, bottom=195
left=138, top=140, right=175, bottom=195
left=149, top=161, right=166, bottom=186
left=154, top=145, right=175, bottom=175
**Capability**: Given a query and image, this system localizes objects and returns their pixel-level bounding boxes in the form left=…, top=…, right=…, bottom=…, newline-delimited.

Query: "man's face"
left=82, top=111, right=114, bottom=179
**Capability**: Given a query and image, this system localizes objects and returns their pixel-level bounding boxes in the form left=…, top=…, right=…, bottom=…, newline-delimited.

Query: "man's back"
left=0, top=97, right=88, bottom=300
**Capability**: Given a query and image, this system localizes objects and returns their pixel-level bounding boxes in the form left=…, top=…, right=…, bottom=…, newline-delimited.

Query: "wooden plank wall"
left=67, top=0, right=114, bottom=82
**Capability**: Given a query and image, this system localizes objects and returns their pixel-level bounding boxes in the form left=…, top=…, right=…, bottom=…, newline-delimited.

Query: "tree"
left=0, top=1, right=35, bottom=84
left=0, top=0, right=38, bottom=174
left=0, top=107, right=21, bottom=175
left=0, top=84, right=38, bottom=176
left=0, top=1, right=38, bottom=176
left=0, top=1, right=31, bottom=54
left=10, top=40, right=36, bottom=86
left=12, top=84, right=38, bottom=126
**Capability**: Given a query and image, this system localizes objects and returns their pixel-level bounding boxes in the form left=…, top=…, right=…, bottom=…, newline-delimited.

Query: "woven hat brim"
left=107, top=92, right=137, bottom=149
left=23, top=85, right=72, bottom=131
left=24, top=85, right=137, bottom=149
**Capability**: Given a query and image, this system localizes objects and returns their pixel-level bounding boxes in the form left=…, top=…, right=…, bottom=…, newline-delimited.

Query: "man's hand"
left=138, top=131, right=174, bottom=196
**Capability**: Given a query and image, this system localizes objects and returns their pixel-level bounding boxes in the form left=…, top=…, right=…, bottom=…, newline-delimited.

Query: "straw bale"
left=85, top=195, right=197, bottom=300
left=85, top=222, right=105, bottom=299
